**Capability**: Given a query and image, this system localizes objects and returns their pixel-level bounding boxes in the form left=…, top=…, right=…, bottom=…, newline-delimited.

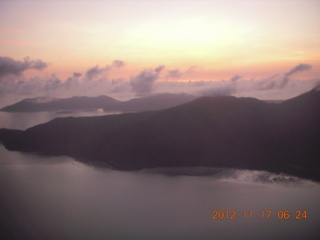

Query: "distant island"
left=0, top=93, right=196, bottom=112
left=1, top=88, right=319, bottom=182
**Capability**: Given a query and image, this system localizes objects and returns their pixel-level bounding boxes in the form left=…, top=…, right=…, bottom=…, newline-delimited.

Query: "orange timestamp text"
left=211, top=210, right=307, bottom=220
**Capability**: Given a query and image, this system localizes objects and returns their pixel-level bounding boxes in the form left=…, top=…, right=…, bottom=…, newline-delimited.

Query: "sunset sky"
left=0, top=0, right=319, bottom=102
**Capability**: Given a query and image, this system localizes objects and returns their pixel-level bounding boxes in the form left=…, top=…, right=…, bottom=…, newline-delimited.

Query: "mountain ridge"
left=1, top=93, right=196, bottom=112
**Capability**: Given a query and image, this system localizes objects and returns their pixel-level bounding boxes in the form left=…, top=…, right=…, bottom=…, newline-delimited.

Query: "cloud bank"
left=0, top=57, right=317, bottom=104
left=130, top=65, right=165, bottom=95
left=200, top=75, right=241, bottom=96
left=85, top=65, right=110, bottom=81
left=166, top=69, right=182, bottom=79
left=280, top=63, right=312, bottom=88
left=0, top=56, right=47, bottom=79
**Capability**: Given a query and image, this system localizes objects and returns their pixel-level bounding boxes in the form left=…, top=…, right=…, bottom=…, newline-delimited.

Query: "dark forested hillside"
left=1, top=88, right=319, bottom=181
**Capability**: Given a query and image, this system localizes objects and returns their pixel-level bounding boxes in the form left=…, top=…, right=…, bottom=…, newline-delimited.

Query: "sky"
left=0, top=0, right=320, bottom=104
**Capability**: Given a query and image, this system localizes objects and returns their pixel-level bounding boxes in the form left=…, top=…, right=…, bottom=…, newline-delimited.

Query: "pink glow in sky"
left=0, top=0, right=319, bottom=101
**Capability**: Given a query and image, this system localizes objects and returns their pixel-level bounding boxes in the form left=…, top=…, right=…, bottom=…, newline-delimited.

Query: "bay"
left=0, top=111, right=319, bottom=239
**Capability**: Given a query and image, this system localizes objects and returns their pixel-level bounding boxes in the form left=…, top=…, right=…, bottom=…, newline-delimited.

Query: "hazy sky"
left=0, top=0, right=319, bottom=100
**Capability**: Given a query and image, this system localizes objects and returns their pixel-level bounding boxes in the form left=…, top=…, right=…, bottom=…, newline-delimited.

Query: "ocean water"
left=0, top=111, right=319, bottom=240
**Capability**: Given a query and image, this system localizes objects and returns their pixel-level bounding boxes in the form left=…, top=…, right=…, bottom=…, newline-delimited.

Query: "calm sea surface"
left=0, top=111, right=319, bottom=240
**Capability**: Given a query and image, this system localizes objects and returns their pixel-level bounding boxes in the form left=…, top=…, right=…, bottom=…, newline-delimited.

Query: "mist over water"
left=1, top=112, right=320, bottom=239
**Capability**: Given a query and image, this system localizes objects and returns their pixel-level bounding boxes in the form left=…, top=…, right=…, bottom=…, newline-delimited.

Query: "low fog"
left=0, top=56, right=319, bottom=108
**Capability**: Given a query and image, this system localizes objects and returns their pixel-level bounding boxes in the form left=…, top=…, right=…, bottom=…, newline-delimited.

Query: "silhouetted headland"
left=1, top=88, right=319, bottom=181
